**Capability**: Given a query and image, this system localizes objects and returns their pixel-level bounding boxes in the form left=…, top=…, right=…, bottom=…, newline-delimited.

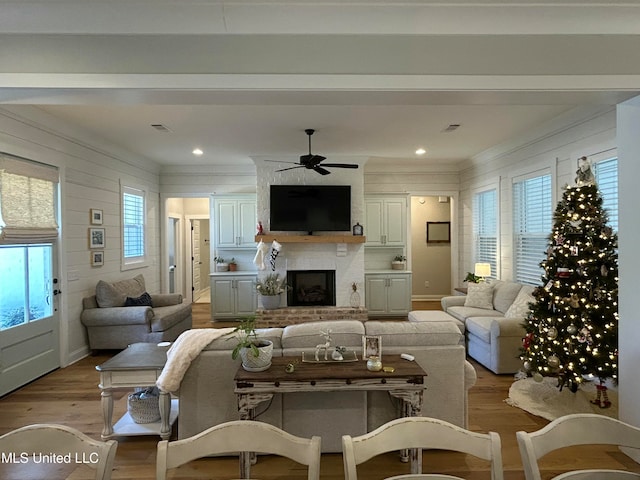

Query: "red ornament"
left=523, top=332, right=534, bottom=350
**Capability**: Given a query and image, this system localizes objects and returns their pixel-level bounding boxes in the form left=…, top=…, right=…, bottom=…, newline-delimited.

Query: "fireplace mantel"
left=255, top=234, right=366, bottom=244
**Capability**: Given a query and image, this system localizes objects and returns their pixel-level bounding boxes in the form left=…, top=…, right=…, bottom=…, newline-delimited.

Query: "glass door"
left=0, top=244, right=59, bottom=396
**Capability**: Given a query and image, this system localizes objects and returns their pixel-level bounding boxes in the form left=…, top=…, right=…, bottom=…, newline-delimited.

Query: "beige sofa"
left=81, top=274, right=192, bottom=350
left=441, top=280, right=534, bottom=374
left=178, top=319, right=477, bottom=453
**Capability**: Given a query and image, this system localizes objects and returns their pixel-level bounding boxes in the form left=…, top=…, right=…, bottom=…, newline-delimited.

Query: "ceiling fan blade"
left=313, top=166, right=331, bottom=175
left=320, top=163, right=359, bottom=169
left=275, top=165, right=305, bottom=172
left=265, top=159, right=301, bottom=165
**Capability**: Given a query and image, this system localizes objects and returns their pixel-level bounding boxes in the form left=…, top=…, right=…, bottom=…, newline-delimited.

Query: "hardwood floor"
left=1, top=302, right=638, bottom=479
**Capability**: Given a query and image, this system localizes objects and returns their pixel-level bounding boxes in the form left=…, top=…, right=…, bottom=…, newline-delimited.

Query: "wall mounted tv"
left=270, top=185, right=351, bottom=233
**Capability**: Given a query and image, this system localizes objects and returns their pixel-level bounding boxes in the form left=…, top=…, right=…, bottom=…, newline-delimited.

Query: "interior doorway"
left=190, top=218, right=211, bottom=303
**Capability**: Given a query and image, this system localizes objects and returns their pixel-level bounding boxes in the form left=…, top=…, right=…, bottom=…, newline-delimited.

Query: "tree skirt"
left=505, top=377, right=618, bottom=421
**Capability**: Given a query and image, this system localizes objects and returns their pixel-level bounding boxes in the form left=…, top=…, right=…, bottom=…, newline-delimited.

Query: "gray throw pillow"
left=464, top=282, right=494, bottom=310
left=96, top=274, right=146, bottom=308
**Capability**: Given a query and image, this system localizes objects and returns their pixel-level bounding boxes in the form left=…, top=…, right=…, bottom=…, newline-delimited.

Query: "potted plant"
left=256, top=273, right=288, bottom=310
left=464, top=272, right=481, bottom=283
left=214, top=256, right=228, bottom=272
left=229, top=316, right=273, bottom=371
left=391, top=255, right=407, bottom=270
left=228, top=258, right=238, bottom=271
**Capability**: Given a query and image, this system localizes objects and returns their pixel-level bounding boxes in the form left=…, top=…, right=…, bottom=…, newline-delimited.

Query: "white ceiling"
left=3, top=0, right=640, bottom=169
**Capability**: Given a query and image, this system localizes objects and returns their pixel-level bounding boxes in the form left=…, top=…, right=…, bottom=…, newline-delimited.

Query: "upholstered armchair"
left=81, top=274, right=192, bottom=350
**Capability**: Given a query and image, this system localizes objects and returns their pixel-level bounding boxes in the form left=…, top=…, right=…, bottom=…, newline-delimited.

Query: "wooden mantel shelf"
left=255, top=234, right=366, bottom=244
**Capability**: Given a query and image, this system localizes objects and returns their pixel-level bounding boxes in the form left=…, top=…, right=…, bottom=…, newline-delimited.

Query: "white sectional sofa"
left=177, top=319, right=477, bottom=452
left=441, top=280, right=534, bottom=374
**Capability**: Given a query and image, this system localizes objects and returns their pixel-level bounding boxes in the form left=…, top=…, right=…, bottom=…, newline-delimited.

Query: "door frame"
left=185, top=214, right=210, bottom=303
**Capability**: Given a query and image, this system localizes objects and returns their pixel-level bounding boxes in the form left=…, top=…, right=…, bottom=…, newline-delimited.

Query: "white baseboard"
left=412, top=294, right=443, bottom=302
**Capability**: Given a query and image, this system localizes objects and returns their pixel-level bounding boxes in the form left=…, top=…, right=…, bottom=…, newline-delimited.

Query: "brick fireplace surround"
left=255, top=306, right=368, bottom=328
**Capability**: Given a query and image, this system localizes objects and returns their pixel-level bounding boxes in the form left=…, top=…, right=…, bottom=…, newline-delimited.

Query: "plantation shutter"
left=0, top=154, right=59, bottom=244
left=594, top=157, right=618, bottom=232
left=513, top=173, right=551, bottom=285
left=122, top=186, right=145, bottom=262
left=473, top=188, right=498, bottom=278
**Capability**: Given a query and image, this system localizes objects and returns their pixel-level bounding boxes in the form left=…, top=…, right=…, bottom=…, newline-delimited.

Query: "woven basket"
left=127, top=387, right=161, bottom=424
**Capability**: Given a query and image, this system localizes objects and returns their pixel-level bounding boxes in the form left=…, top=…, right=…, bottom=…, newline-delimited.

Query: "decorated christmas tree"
left=520, top=157, right=618, bottom=406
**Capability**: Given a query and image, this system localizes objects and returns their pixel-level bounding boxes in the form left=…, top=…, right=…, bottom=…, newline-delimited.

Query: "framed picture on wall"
left=89, top=228, right=105, bottom=248
left=90, top=208, right=103, bottom=225
left=426, top=221, right=451, bottom=244
left=91, top=251, right=104, bottom=266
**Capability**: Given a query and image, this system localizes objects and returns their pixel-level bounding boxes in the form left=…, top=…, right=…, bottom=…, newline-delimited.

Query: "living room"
left=2, top=1, right=640, bottom=478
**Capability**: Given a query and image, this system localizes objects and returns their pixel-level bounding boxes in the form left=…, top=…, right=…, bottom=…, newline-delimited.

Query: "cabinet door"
left=364, top=199, right=384, bottom=246
left=215, top=200, right=238, bottom=248
left=211, top=278, right=235, bottom=316
left=365, top=276, right=388, bottom=315
left=383, top=198, right=406, bottom=246
left=386, top=275, right=411, bottom=315
left=237, top=200, right=257, bottom=247
left=235, top=277, right=257, bottom=316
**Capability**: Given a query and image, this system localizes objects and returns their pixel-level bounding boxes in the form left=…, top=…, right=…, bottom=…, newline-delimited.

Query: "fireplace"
left=287, top=270, right=336, bottom=307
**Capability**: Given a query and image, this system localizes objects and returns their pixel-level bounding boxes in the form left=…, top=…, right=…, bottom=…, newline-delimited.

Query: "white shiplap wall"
left=0, top=106, right=162, bottom=365
left=457, top=106, right=616, bottom=285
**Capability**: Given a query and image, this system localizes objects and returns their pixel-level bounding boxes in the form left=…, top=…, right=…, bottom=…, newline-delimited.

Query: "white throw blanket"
left=156, top=327, right=235, bottom=393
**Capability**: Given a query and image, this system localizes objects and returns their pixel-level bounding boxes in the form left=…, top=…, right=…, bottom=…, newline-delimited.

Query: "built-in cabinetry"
left=364, top=272, right=412, bottom=317
left=213, top=195, right=257, bottom=249
left=363, top=196, right=407, bottom=246
left=210, top=273, right=257, bottom=320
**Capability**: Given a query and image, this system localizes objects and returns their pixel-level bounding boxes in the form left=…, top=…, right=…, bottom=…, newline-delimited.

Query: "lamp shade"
left=474, top=262, right=491, bottom=278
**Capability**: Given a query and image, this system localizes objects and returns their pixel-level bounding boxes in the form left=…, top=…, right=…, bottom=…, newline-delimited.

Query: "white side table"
left=96, top=343, right=178, bottom=440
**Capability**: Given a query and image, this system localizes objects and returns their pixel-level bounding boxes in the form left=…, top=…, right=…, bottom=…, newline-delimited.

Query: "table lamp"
left=474, top=262, right=491, bottom=282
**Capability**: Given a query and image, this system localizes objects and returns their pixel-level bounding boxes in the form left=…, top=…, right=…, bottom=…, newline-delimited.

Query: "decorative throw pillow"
left=464, top=282, right=494, bottom=310
left=95, top=274, right=146, bottom=308
left=504, top=287, right=535, bottom=318
left=124, top=292, right=153, bottom=307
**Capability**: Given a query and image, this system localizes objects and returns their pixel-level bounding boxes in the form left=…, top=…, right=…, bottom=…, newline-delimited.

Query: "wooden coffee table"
left=234, top=355, right=427, bottom=477
left=96, top=342, right=178, bottom=440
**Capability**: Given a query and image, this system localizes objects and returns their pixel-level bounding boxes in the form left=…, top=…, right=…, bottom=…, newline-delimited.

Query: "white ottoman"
left=408, top=310, right=465, bottom=334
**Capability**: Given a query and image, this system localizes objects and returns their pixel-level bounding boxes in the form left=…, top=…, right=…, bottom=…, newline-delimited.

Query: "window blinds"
left=594, top=157, right=618, bottom=232
left=122, top=187, right=145, bottom=261
left=473, top=188, right=498, bottom=278
left=513, top=173, right=551, bottom=286
left=0, top=154, right=59, bottom=244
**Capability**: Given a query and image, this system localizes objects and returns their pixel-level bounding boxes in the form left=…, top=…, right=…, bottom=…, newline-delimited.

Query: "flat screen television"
left=270, top=185, right=351, bottom=233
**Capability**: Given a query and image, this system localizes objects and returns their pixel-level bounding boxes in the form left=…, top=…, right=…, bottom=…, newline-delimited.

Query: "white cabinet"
left=213, top=195, right=257, bottom=249
left=364, top=196, right=407, bottom=246
left=211, top=274, right=257, bottom=320
left=365, top=273, right=412, bottom=317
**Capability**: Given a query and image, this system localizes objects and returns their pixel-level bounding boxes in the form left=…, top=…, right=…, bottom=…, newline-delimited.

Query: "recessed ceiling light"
left=415, top=148, right=427, bottom=155
left=192, top=148, right=204, bottom=156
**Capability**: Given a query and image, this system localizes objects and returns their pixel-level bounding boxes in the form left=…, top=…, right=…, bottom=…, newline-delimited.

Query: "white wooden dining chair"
left=342, top=416, right=503, bottom=480
left=517, top=413, right=640, bottom=480
left=0, top=423, right=118, bottom=480
left=156, top=420, right=321, bottom=480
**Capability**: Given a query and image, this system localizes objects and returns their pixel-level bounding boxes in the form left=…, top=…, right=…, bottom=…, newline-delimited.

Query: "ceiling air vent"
left=151, top=124, right=172, bottom=133
left=442, top=124, right=461, bottom=133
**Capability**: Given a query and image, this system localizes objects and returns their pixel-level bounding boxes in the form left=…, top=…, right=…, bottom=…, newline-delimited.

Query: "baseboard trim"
left=412, top=294, right=443, bottom=302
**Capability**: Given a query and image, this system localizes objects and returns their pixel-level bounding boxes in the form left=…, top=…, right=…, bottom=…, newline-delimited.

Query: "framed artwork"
left=362, top=335, right=382, bottom=360
left=89, top=228, right=105, bottom=249
left=426, top=221, right=451, bottom=244
left=90, top=208, right=103, bottom=225
left=91, top=251, right=104, bottom=266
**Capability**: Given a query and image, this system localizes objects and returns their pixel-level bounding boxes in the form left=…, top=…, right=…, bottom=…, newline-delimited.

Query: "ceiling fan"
left=265, top=129, right=359, bottom=175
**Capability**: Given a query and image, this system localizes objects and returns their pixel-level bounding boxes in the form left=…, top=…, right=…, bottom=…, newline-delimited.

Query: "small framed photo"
left=90, top=208, right=103, bottom=225
left=91, top=251, right=104, bottom=266
left=362, top=335, right=382, bottom=360
left=89, top=227, right=105, bottom=249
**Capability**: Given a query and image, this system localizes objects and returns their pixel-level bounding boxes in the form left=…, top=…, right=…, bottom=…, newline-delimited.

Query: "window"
left=593, top=156, right=618, bottom=232
left=513, top=172, right=552, bottom=286
left=121, top=184, right=146, bottom=268
left=473, top=188, right=498, bottom=278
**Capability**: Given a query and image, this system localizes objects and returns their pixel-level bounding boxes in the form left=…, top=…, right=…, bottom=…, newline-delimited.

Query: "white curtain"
left=0, top=154, right=59, bottom=244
